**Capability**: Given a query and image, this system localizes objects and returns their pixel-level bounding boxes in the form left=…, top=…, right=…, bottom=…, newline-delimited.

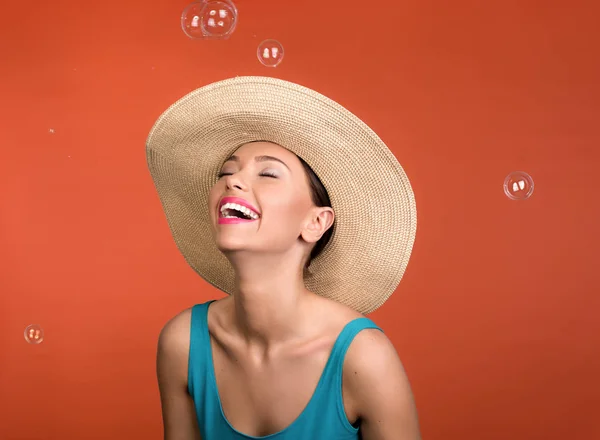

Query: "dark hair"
left=298, top=156, right=334, bottom=268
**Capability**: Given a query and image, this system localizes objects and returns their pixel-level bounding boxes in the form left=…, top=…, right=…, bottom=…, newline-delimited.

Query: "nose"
left=224, top=173, right=247, bottom=191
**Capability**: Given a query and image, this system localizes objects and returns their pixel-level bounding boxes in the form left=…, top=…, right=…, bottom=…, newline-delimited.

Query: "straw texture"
left=146, top=76, right=416, bottom=314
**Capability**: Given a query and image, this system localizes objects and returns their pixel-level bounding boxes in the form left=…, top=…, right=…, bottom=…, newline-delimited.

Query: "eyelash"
left=217, top=172, right=278, bottom=179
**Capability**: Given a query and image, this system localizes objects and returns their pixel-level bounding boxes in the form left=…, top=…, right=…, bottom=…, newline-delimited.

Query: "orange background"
left=1, top=0, right=599, bottom=439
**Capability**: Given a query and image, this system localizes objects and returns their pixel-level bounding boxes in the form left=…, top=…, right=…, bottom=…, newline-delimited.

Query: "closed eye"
left=217, top=172, right=278, bottom=178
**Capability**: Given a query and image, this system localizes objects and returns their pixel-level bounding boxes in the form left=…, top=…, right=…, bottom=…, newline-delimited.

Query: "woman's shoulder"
left=157, top=306, right=194, bottom=356
left=158, top=298, right=220, bottom=337
left=158, top=298, right=224, bottom=347
left=155, top=307, right=196, bottom=396
left=312, top=295, right=393, bottom=366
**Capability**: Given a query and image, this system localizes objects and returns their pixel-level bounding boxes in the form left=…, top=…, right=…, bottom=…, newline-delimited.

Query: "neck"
left=225, top=251, right=315, bottom=354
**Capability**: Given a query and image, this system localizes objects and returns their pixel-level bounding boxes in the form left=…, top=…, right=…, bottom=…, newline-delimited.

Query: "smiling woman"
left=147, top=76, right=419, bottom=440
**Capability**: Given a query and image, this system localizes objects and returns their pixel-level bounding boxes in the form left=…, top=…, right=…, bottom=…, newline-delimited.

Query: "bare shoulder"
left=157, top=298, right=229, bottom=371
left=342, top=318, right=401, bottom=398
left=344, top=326, right=401, bottom=380
left=156, top=307, right=202, bottom=439
left=343, top=321, right=422, bottom=439
left=158, top=307, right=193, bottom=358
left=157, top=307, right=194, bottom=396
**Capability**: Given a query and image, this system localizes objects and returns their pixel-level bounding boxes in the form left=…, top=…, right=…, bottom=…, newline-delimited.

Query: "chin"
left=214, top=236, right=251, bottom=253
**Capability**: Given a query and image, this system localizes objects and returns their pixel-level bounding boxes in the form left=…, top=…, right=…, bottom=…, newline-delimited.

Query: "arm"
left=344, top=329, right=421, bottom=440
left=156, top=309, right=202, bottom=440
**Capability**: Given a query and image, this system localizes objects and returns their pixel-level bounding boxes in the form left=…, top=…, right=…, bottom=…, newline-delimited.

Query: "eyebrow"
left=224, top=154, right=290, bottom=170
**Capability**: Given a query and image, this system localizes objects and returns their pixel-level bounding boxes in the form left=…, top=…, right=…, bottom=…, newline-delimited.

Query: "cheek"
left=263, top=190, right=310, bottom=223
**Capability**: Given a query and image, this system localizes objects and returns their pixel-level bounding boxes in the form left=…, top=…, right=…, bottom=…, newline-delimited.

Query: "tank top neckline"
left=203, top=300, right=365, bottom=439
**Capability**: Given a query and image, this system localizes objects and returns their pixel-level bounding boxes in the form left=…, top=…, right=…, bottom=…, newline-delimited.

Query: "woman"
left=147, top=77, right=420, bottom=439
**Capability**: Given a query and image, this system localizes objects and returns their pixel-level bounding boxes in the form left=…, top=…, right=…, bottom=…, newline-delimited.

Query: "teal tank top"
left=188, top=300, right=383, bottom=439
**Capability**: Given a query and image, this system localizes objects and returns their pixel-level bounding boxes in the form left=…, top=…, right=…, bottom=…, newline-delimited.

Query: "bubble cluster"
left=181, top=0, right=238, bottom=40
left=181, top=2, right=286, bottom=68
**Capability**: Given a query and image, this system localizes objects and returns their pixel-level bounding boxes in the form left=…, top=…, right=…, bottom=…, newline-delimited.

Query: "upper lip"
left=218, top=196, right=261, bottom=217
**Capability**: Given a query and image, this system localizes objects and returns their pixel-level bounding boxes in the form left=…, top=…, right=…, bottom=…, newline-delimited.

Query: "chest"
left=209, top=333, right=358, bottom=437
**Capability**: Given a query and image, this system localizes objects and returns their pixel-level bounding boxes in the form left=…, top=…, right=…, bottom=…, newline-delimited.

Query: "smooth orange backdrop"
left=1, top=1, right=599, bottom=439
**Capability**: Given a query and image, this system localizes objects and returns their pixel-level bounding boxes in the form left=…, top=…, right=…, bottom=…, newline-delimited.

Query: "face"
left=208, top=142, right=333, bottom=260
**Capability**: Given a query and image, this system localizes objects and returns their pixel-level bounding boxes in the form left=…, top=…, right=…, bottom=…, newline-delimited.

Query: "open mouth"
left=219, top=202, right=260, bottom=220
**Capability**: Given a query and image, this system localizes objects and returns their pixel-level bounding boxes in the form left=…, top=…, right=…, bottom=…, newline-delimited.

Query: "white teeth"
left=219, top=202, right=259, bottom=219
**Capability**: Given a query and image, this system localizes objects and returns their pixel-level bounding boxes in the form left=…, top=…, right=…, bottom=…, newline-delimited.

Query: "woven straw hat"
left=146, top=76, right=416, bottom=314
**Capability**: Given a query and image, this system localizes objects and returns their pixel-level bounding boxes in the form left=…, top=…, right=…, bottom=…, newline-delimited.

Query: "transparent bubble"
left=257, top=39, right=284, bottom=67
left=181, top=0, right=238, bottom=40
left=504, top=171, right=534, bottom=200
left=24, top=324, right=44, bottom=344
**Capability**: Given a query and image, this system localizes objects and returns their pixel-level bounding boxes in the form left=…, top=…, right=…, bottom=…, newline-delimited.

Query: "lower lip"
left=218, top=217, right=258, bottom=224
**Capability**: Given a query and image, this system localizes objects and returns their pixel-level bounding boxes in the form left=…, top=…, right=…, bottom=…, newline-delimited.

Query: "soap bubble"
left=504, top=171, right=534, bottom=200
left=181, top=0, right=238, bottom=40
left=24, top=324, right=44, bottom=344
left=257, top=39, right=284, bottom=67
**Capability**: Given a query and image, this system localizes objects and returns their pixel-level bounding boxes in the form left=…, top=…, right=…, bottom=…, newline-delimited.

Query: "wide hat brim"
left=146, top=76, right=416, bottom=314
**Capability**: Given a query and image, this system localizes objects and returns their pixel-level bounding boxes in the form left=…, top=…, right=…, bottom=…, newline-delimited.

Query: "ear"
left=300, top=206, right=335, bottom=244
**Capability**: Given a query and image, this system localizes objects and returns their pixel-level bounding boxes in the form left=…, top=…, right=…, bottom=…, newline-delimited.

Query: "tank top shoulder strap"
left=324, top=317, right=383, bottom=378
left=309, top=317, right=383, bottom=429
left=187, top=300, right=216, bottom=396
